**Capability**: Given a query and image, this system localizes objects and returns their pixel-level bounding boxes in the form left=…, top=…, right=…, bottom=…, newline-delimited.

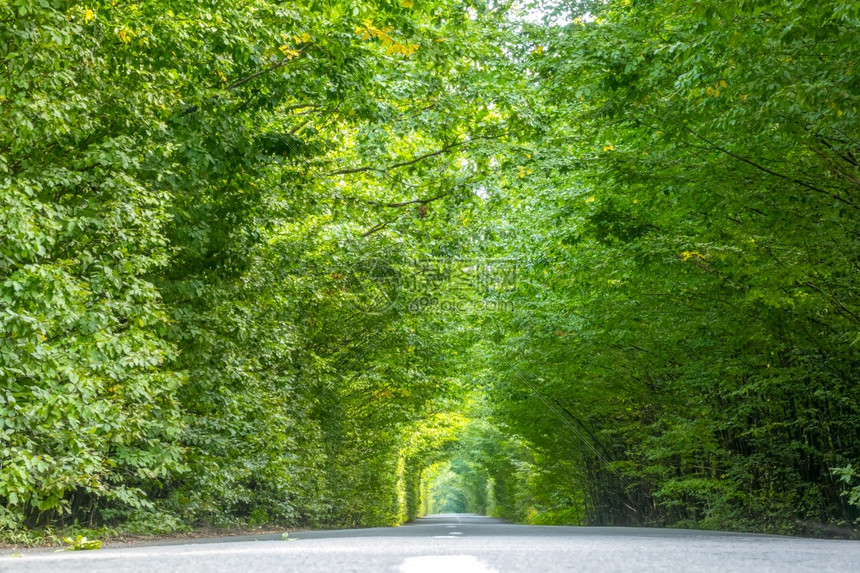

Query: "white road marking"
left=399, top=555, right=498, bottom=573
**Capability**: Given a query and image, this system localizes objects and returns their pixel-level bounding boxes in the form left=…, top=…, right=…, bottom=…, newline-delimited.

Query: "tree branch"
left=225, top=46, right=310, bottom=91
left=684, top=128, right=859, bottom=211
left=348, top=191, right=451, bottom=209
left=326, top=131, right=506, bottom=176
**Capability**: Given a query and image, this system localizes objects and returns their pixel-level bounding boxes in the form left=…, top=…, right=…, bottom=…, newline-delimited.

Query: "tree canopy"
left=1, top=0, right=858, bottom=540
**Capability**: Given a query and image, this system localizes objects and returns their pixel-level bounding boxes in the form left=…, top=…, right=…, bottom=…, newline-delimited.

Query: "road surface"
left=1, top=513, right=858, bottom=572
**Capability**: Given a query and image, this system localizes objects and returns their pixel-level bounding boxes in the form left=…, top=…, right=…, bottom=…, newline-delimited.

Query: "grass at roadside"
left=0, top=525, right=293, bottom=551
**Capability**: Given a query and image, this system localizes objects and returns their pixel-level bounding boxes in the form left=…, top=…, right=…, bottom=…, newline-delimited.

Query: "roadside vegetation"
left=1, top=0, right=858, bottom=543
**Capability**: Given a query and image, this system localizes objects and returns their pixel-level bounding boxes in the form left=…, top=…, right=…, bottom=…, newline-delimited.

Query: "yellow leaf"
left=279, top=45, right=301, bottom=58
left=719, top=79, right=727, bottom=88
left=602, top=144, right=615, bottom=151
left=84, top=8, right=94, bottom=23
left=387, top=42, right=418, bottom=56
left=402, top=0, right=414, bottom=8
left=585, top=196, right=596, bottom=203
left=680, top=251, right=705, bottom=261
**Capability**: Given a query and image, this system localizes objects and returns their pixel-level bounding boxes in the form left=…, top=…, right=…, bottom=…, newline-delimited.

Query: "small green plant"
left=62, top=535, right=102, bottom=551
left=248, top=507, right=269, bottom=527
left=832, top=465, right=860, bottom=510
left=0, top=526, right=58, bottom=547
left=105, top=509, right=190, bottom=535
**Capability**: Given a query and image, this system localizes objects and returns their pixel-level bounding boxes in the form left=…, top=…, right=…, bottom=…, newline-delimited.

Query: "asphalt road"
left=2, top=513, right=859, bottom=572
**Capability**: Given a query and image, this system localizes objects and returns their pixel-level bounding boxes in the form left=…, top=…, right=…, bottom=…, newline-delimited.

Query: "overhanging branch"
left=325, top=131, right=506, bottom=177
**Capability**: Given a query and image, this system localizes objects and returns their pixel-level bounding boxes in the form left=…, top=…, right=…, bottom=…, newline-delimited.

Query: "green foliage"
left=465, top=0, right=860, bottom=535
left=1, top=0, right=511, bottom=532
left=2, top=0, right=857, bottom=539
left=101, top=509, right=189, bottom=535
left=62, top=534, right=102, bottom=551
left=833, top=465, right=860, bottom=511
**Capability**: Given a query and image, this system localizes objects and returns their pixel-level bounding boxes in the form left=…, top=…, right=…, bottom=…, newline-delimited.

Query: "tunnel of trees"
left=1, top=0, right=859, bottom=540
